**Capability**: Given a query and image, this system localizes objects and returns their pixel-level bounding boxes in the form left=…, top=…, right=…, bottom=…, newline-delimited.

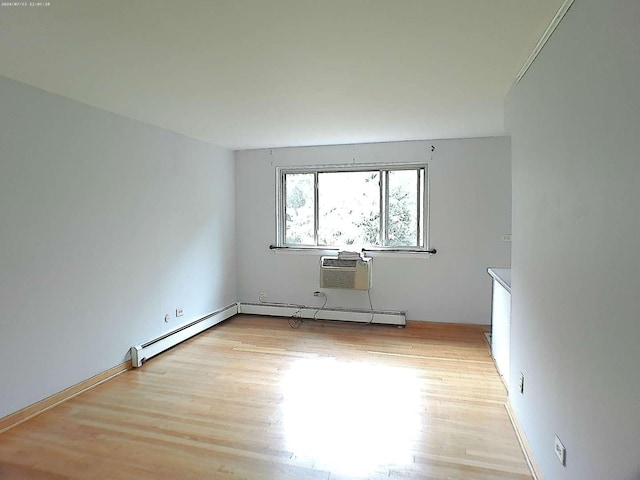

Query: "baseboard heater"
left=238, top=302, right=406, bottom=326
left=130, top=302, right=238, bottom=367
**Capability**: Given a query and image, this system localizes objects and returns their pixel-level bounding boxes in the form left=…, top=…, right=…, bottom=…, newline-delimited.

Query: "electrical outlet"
left=554, top=435, right=566, bottom=466
left=501, top=234, right=512, bottom=242
left=258, top=292, right=268, bottom=301
left=519, top=373, right=525, bottom=394
left=176, top=308, right=184, bottom=317
left=164, top=314, right=170, bottom=323
left=313, top=291, right=325, bottom=297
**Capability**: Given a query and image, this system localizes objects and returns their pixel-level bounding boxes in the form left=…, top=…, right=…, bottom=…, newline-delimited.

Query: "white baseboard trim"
left=238, top=302, right=406, bottom=326
left=130, top=303, right=238, bottom=367
left=505, top=401, right=543, bottom=480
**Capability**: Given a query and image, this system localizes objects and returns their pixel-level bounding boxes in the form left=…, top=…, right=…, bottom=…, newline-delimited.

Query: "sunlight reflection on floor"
left=281, top=358, right=422, bottom=476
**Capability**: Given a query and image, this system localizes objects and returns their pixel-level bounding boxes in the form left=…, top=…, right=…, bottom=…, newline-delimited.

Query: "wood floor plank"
left=0, top=315, right=531, bottom=479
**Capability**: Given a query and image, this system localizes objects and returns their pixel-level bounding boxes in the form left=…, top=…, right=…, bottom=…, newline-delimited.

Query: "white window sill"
left=270, top=246, right=435, bottom=259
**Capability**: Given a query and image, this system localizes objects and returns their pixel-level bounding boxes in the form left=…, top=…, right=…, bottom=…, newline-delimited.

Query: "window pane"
left=318, top=171, right=380, bottom=247
left=418, top=168, right=424, bottom=247
left=285, top=173, right=314, bottom=245
left=387, top=169, right=419, bottom=247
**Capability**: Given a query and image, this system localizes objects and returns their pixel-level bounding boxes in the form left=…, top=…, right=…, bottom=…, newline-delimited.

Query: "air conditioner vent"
left=322, top=258, right=358, bottom=268
left=320, top=255, right=371, bottom=290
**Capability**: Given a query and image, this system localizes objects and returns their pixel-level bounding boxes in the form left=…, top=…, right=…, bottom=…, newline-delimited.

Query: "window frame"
left=275, top=162, right=430, bottom=253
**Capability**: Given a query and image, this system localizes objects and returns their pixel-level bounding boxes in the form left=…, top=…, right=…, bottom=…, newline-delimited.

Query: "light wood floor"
left=0, top=315, right=531, bottom=480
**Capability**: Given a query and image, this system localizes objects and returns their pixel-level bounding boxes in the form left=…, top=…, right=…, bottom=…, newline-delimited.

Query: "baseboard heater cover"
left=130, top=302, right=238, bottom=367
left=238, top=302, right=406, bottom=326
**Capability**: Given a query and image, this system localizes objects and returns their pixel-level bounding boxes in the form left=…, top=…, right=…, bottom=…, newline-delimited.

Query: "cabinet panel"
left=491, top=281, right=511, bottom=388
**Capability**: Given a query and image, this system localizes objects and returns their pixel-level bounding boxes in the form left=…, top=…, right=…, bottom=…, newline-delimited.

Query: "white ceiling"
left=0, top=0, right=562, bottom=150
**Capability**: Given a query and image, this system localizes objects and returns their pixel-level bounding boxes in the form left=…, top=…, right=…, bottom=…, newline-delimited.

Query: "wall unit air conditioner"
left=320, top=254, right=371, bottom=290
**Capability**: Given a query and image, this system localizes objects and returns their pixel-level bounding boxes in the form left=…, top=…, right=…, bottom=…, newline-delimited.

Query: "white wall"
left=0, top=76, right=236, bottom=418
left=235, top=138, right=510, bottom=323
left=506, top=1, right=640, bottom=479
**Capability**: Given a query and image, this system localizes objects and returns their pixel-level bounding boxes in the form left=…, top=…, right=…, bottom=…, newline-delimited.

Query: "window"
left=276, top=164, right=428, bottom=251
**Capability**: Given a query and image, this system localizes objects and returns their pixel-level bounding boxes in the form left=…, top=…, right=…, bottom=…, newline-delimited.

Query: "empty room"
left=1, top=1, right=638, bottom=479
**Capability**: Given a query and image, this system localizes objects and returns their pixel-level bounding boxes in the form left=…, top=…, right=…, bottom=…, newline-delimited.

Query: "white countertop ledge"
left=487, top=268, right=511, bottom=293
